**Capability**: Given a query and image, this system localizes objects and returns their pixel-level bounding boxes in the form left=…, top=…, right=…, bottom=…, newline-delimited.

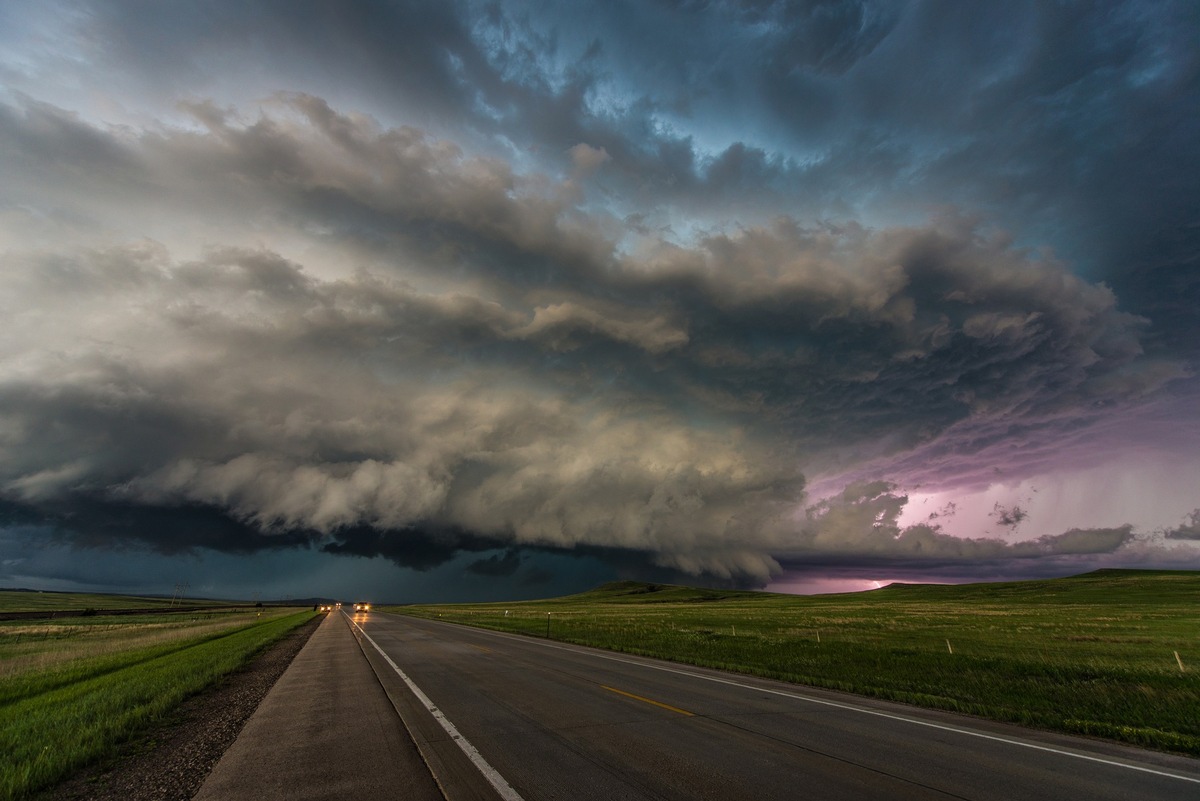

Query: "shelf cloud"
left=1, top=1, right=1197, bottom=595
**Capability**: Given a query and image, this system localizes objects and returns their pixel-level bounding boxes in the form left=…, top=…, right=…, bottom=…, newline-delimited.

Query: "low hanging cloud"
left=1163, top=510, right=1200, bottom=541
left=790, top=481, right=1134, bottom=565
left=0, top=93, right=1193, bottom=584
left=466, top=550, right=524, bottom=578
left=990, top=503, right=1029, bottom=532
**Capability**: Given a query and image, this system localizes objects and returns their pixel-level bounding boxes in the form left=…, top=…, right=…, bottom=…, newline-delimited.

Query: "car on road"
left=353, top=602, right=371, bottom=612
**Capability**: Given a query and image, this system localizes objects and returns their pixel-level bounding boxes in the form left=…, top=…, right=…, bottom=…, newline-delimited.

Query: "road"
left=348, top=611, right=1200, bottom=801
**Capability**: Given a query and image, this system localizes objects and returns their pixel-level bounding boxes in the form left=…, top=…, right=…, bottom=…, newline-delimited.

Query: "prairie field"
left=0, top=590, right=189, bottom=613
left=0, top=604, right=317, bottom=800
left=390, top=569, right=1200, bottom=756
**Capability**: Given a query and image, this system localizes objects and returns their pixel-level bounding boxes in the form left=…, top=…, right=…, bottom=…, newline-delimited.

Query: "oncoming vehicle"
left=353, top=602, right=371, bottom=613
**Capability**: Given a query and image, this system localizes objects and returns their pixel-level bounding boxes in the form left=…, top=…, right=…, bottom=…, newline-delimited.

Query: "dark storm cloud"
left=1163, top=510, right=1200, bottom=541
left=0, top=94, right=1184, bottom=581
left=990, top=503, right=1029, bottom=531
left=15, top=2, right=1196, bottom=335
left=790, top=481, right=1133, bottom=563
left=1, top=2, right=1197, bottom=588
left=467, top=549, right=523, bottom=577
left=436, top=0, right=1200, bottom=336
left=0, top=497, right=310, bottom=555
left=519, top=566, right=556, bottom=586
left=320, top=523, right=507, bottom=571
left=67, top=0, right=489, bottom=126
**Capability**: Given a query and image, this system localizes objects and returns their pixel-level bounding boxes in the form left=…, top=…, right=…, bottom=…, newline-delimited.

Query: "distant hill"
left=522, top=568, right=1200, bottom=607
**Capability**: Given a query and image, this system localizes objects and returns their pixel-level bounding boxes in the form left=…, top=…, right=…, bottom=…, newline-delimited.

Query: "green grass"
left=0, top=589, right=200, bottom=613
left=388, top=569, right=1200, bottom=756
left=0, top=608, right=317, bottom=800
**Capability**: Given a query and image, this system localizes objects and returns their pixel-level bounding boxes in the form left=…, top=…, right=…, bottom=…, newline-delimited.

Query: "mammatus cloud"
left=1, top=90, right=1193, bottom=584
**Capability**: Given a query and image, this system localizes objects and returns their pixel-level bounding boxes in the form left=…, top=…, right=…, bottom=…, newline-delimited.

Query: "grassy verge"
left=0, top=609, right=317, bottom=800
left=389, top=570, right=1200, bottom=756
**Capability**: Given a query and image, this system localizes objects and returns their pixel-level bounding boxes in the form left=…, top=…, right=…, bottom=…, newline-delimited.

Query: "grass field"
left=389, top=569, right=1200, bottom=756
left=0, top=605, right=317, bottom=800
left=0, top=589, right=202, bottom=613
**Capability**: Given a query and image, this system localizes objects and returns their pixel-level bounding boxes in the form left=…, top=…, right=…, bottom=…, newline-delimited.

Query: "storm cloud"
left=1163, top=510, right=1200, bottom=541
left=1, top=1, right=1198, bottom=594
left=793, top=481, right=1132, bottom=561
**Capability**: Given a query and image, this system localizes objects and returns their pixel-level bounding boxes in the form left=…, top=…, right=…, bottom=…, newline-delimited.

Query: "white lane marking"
left=347, top=615, right=525, bottom=801
left=413, top=618, right=1200, bottom=786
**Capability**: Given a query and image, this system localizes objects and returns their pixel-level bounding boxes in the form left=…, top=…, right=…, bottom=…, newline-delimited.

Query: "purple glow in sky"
left=1, top=1, right=1198, bottom=601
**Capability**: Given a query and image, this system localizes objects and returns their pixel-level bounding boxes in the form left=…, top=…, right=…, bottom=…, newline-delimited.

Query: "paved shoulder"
left=194, top=613, right=443, bottom=801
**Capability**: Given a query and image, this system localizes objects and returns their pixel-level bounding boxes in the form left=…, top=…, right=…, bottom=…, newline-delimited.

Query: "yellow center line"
left=600, top=685, right=695, bottom=717
left=470, top=644, right=493, bottom=653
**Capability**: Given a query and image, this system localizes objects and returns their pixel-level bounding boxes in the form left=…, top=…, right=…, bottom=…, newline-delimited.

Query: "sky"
left=1, top=0, right=1198, bottom=603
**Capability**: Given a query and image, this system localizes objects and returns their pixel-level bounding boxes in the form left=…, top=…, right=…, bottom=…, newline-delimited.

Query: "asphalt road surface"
left=347, top=611, right=1200, bottom=801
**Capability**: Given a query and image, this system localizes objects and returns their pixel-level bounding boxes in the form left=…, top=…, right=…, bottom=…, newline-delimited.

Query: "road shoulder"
left=194, top=612, right=444, bottom=801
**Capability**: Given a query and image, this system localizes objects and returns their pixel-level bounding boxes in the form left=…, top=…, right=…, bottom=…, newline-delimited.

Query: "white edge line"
left=347, top=614, right=525, bottom=801
left=419, top=617, right=1200, bottom=786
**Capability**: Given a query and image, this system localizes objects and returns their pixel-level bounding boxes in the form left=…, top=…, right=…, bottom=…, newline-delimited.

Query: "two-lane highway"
left=349, top=611, right=1200, bottom=801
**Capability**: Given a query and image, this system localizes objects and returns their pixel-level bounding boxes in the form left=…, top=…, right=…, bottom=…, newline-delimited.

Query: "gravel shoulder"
left=33, top=614, right=323, bottom=801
